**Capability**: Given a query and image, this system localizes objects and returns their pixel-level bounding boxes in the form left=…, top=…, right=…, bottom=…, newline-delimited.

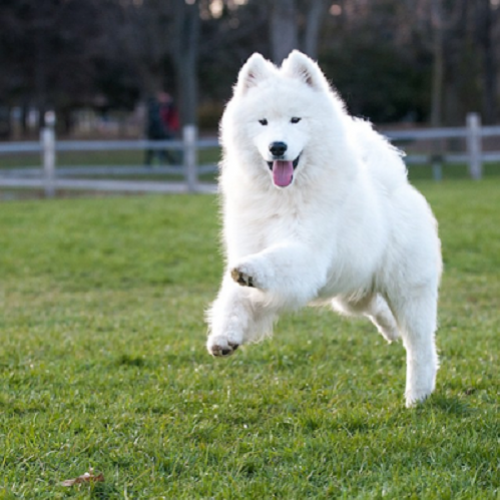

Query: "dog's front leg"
left=206, top=275, right=277, bottom=356
left=230, top=242, right=327, bottom=309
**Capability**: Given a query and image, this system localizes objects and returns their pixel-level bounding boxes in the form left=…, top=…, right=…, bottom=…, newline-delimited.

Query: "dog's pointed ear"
left=234, top=53, right=275, bottom=96
left=281, top=50, right=329, bottom=91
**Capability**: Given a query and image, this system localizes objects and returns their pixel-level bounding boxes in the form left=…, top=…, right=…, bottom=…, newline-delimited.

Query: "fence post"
left=431, top=155, right=442, bottom=182
left=466, top=112, right=482, bottom=180
left=41, top=111, right=56, bottom=197
left=183, top=125, right=198, bottom=192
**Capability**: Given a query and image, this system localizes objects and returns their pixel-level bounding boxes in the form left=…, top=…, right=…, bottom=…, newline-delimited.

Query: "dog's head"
left=221, top=51, right=346, bottom=189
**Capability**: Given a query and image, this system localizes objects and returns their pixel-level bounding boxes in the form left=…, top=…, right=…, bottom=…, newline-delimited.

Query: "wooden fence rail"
left=0, top=112, right=498, bottom=197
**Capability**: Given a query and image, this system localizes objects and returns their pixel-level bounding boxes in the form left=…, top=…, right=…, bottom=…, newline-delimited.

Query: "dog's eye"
left=291, top=117, right=301, bottom=124
left=259, top=119, right=268, bottom=126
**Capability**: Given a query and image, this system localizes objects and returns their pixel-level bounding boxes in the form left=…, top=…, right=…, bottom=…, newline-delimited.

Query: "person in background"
left=144, top=91, right=180, bottom=166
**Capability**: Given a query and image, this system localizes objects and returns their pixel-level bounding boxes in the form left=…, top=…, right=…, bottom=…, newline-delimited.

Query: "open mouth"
left=266, top=155, right=300, bottom=187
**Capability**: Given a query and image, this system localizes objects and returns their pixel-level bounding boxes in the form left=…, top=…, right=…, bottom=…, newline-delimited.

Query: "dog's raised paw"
left=231, top=267, right=255, bottom=287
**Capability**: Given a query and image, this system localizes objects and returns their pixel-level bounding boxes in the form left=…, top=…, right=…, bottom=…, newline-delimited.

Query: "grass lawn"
left=0, top=180, right=499, bottom=499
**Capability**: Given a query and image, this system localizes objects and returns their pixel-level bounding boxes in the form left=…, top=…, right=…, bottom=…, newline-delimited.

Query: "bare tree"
left=269, top=0, right=298, bottom=64
left=112, top=0, right=172, bottom=96
left=429, top=0, right=445, bottom=126
left=107, top=0, right=200, bottom=126
left=1, top=0, right=498, bottom=131
left=405, top=0, right=464, bottom=125
left=171, top=0, right=201, bottom=127
left=0, top=0, right=104, bottom=132
left=268, top=0, right=328, bottom=64
left=475, top=0, right=499, bottom=123
left=301, top=0, right=328, bottom=60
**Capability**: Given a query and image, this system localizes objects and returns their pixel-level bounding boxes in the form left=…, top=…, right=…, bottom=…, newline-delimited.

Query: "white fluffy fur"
left=206, top=51, right=442, bottom=407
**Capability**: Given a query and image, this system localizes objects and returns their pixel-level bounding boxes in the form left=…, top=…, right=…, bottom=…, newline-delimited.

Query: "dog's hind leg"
left=364, top=294, right=399, bottom=343
left=332, top=294, right=399, bottom=342
left=386, top=286, right=439, bottom=407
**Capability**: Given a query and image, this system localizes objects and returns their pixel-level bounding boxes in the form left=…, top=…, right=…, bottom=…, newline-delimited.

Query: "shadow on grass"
left=115, top=353, right=150, bottom=368
left=88, top=481, right=120, bottom=499
left=113, top=351, right=206, bottom=369
left=419, top=393, right=474, bottom=416
left=0, top=402, right=47, bottom=416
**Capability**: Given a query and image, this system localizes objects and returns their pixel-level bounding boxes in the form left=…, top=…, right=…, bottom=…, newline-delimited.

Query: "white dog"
left=206, top=51, right=442, bottom=407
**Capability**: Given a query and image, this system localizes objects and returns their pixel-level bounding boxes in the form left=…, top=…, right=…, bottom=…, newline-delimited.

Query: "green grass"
left=0, top=180, right=499, bottom=498
left=406, top=162, right=500, bottom=182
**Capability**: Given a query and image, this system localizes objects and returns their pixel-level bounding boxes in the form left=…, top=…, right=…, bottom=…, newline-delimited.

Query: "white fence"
left=384, top=112, right=498, bottom=181
left=0, top=112, right=498, bottom=197
left=0, top=116, right=219, bottom=197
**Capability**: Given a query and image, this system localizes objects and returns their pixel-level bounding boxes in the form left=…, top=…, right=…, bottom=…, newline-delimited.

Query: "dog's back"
left=352, top=118, right=408, bottom=194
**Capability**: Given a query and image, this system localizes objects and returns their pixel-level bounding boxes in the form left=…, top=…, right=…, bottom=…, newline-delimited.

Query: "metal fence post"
left=41, top=111, right=56, bottom=197
left=466, top=112, right=482, bottom=180
left=183, top=125, right=198, bottom=192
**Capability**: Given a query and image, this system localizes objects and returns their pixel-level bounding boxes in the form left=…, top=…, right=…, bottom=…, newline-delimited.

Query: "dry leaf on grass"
left=60, top=468, right=104, bottom=487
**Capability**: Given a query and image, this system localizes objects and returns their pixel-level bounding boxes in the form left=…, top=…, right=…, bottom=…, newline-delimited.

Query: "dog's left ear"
left=281, top=50, right=330, bottom=92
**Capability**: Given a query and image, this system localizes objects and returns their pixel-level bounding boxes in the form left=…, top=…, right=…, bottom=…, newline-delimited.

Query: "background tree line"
left=0, top=0, right=498, bottom=136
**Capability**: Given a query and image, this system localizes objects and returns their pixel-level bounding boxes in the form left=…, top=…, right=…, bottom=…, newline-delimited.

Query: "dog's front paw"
left=230, top=260, right=268, bottom=289
left=231, top=267, right=255, bottom=287
left=207, top=335, right=240, bottom=357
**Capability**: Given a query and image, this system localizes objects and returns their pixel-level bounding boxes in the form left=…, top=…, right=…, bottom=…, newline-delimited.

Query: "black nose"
left=269, top=141, right=287, bottom=157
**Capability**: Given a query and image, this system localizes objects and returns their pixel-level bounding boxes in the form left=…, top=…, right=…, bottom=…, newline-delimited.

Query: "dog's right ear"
left=234, top=53, right=275, bottom=96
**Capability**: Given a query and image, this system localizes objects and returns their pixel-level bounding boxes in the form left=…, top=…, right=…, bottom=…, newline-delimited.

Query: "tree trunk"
left=269, top=0, right=298, bottom=65
left=34, top=19, right=49, bottom=129
left=302, top=0, right=327, bottom=60
left=476, top=0, right=498, bottom=124
left=430, top=0, right=444, bottom=127
left=172, top=0, right=200, bottom=127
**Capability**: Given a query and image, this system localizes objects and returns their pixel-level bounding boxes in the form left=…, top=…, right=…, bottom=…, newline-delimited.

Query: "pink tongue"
left=272, top=160, right=294, bottom=187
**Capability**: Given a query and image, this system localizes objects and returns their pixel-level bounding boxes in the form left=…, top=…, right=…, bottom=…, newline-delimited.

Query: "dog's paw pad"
left=231, top=267, right=255, bottom=287
left=208, top=339, right=240, bottom=357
